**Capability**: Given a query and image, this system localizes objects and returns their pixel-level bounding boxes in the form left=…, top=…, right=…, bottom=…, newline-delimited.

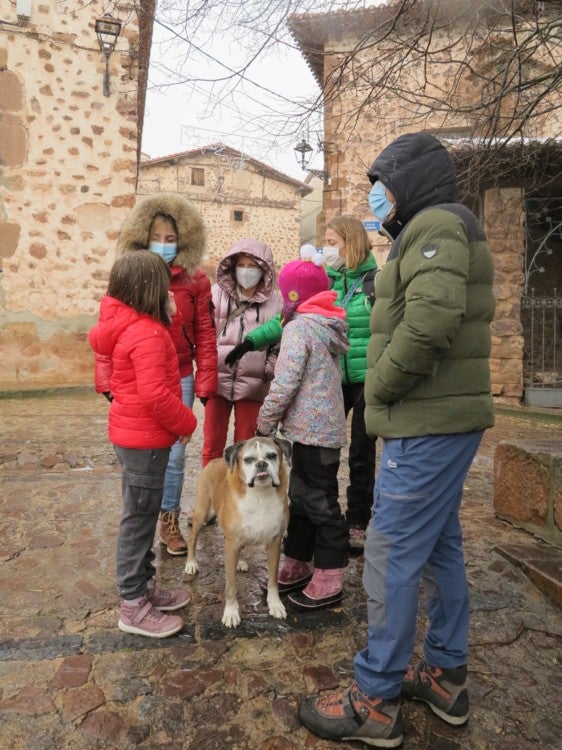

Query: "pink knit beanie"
left=278, top=244, right=329, bottom=323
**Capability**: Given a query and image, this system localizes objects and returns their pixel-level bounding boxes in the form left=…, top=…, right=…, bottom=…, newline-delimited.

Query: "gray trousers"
left=113, top=445, right=170, bottom=600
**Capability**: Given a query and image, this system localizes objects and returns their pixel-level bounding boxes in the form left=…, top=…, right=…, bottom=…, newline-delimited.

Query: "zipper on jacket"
left=341, top=271, right=351, bottom=385
left=230, top=315, right=247, bottom=401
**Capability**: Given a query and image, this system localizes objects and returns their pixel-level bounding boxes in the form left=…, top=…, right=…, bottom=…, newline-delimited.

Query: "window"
left=191, top=168, right=204, bottom=186
left=233, top=210, right=244, bottom=222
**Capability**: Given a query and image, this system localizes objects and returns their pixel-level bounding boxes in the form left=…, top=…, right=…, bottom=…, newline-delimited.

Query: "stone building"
left=0, top=1, right=154, bottom=391
left=289, top=2, right=562, bottom=406
left=138, top=144, right=312, bottom=275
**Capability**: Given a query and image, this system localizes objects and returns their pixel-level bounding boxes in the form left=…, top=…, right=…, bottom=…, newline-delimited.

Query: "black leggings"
left=284, top=442, right=349, bottom=569
left=342, top=383, right=376, bottom=528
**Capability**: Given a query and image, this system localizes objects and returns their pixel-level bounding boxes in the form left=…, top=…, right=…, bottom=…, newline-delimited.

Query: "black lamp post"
left=294, top=138, right=314, bottom=171
left=294, top=137, right=330, bottom=182
left=95, top=13, right=122, bottom=97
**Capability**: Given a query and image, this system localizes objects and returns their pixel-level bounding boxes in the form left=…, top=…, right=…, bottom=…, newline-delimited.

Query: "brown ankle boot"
left=158, top=510, right=187, bottom=556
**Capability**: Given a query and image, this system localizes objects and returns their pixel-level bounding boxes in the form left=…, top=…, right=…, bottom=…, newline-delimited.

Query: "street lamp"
left=293, top=137, right=330, bottom=182
left=294, top=138, right=314, bottom=171
left=95, top=13, right=122, bottom=97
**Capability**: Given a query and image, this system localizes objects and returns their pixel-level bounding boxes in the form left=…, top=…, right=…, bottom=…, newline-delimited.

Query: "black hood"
left=367, top=132, right=457, bottom=237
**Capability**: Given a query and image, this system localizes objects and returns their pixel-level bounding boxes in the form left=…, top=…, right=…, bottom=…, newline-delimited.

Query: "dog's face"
left=224, top=437, right=291, bottom=488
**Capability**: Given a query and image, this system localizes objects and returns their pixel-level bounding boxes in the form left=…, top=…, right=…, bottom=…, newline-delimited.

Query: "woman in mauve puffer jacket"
left=202, top=237, right=283, bottom=466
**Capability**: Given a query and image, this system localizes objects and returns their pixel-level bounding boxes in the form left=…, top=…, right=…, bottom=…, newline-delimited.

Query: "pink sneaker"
left=288, top=567, right=344, bottom=609
left=277, top=556, right=313, bottom=594
left=147, top=580, right=190, bottom=611
left=118, top=597, right=183, bottom=638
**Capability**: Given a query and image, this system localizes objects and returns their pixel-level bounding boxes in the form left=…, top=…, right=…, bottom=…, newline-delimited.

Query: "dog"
left=185, top=436, right=292, bottom=628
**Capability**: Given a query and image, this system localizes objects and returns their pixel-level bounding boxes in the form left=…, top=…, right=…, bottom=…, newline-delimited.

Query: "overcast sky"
left=141, top=13, right=322, bottom=181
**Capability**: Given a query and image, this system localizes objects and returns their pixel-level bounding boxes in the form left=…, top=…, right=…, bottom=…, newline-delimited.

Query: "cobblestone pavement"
left=0, top=391, right=561, bottom=750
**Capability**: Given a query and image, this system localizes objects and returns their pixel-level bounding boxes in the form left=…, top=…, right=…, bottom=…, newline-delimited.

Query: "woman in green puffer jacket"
left=225, top=217, right=378, bottom=552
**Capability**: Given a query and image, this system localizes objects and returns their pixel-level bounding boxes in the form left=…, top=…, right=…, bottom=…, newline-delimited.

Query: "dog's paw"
left=222, top=603, right=241, bottom=628
left=237, top=559, right=248, bottom=572
left=267, top=596, right=287, bottom=620
left=184, top=559, right=199, bottom=575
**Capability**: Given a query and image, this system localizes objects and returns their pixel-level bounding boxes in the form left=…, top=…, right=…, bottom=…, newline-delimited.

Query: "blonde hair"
left=327, top=216, right=372, bottom=270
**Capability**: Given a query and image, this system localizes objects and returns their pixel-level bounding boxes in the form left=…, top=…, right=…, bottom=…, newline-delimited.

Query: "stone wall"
left=484, top=188, right=526, bottom=403
left=138, top=150, right=309, bottom=276
left=494, top=440, right=562, bottom=547
left=0, top=2, right=144, bottom=392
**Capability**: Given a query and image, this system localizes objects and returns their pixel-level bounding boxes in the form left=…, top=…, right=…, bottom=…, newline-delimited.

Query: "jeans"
left=354, top=431, right=483, bottom=699
left=342, top=383, right=376, bottom=529
left=284, top=442, right=349, bottom=569
left=161, top=374, right=194, bottom=512
left=114, top=445, right=171, bottom=600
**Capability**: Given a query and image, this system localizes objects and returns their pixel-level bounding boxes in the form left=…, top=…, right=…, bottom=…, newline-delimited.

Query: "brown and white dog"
left=185, top=436, right=291, bottom=628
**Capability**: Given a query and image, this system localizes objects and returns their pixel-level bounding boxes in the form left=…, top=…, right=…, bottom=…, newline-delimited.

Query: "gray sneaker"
left=118, top=597, right=183, bottom=638
left=401, top=660, right=468, bottom=726
left=299, top=683, right=403, bottom=748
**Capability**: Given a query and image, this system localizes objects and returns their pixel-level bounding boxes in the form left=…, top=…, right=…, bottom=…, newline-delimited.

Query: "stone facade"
left=0, top=1, right=153, bottom=392
left=289, top=4, right=562, bottom=405
left=494, top=440, right=562, bottom=547
left=138, top=145, right=312, bottom=277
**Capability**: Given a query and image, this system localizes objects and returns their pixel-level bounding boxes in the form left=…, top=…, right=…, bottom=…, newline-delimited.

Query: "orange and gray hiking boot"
left=401, top=661, right=469, bottom=726
left=299, top=683, right=403, bottom=748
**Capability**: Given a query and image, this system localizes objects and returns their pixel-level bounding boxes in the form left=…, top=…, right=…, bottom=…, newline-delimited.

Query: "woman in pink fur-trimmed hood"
left=202, top=237, right=283, bottom=467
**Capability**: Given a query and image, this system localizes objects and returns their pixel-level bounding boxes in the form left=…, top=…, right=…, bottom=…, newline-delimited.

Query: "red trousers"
left=202, top=395, right=262, bottom=467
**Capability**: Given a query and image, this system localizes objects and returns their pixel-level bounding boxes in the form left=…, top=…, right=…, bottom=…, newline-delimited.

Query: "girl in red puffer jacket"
left=89, top=251, right=197, bottom=639
left=97, top=193, right=218, bottom=557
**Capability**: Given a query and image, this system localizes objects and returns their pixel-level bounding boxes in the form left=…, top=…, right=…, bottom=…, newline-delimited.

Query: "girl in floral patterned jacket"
left=256, top=248, right=350, bottom=610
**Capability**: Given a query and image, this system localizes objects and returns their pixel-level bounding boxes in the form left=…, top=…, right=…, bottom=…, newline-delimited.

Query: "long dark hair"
left=107, top=250, right=171, bottom=325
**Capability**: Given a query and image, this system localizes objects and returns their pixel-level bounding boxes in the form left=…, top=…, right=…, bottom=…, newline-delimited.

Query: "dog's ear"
left=273, top=436, right=292, bottom=466
left=224, top=441, right=245, bottom=471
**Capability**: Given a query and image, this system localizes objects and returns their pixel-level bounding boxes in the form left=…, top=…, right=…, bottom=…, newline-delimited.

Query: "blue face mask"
left=149, top=242, right=177, bottom=263
left=368, top=181, right=395, bottom=223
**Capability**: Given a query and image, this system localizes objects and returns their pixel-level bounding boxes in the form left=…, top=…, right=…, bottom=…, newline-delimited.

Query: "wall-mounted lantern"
left=294, top=137, right=330, bottom=182
left=95, top=13, right=122, bottom=97
left=294, top=138, right=314, bottom=171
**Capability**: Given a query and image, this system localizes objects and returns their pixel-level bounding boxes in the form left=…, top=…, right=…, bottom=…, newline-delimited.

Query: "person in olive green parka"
left=298, top=132, right=495, bottom=748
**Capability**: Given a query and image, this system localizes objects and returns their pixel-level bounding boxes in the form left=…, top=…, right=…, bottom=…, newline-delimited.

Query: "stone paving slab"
left=496, top=543, right=562, bottom=609
left=0, top=392, right=561, bottom=749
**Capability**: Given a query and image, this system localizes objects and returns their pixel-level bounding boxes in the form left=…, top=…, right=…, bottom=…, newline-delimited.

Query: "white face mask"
left=321, top=246, right=345, bottom=270
left=236, top=266, right=263, bottom=289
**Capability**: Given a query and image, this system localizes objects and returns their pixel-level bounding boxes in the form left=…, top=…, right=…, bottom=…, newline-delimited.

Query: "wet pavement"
left=0, top=390, right=561, bottom=750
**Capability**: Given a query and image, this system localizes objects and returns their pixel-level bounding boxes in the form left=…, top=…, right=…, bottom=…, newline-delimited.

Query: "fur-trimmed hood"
left=116, top=192, right=206, bottom=276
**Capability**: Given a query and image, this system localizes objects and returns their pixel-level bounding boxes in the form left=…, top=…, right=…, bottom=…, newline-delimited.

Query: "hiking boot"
left=277, top=556, right=313, bottom=594
left=401, top=660, right=469, bottom=726
left=118, top=597, right=183, bottom=638
left=299, top=683, right=403, bottom=748
left=349, top=526, right=367, bottom=552
left=146, top=580, right=190, bottom=611
left=288, top=567, right=344, bottom=610
left=158, top=510, right=187, bottom=555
